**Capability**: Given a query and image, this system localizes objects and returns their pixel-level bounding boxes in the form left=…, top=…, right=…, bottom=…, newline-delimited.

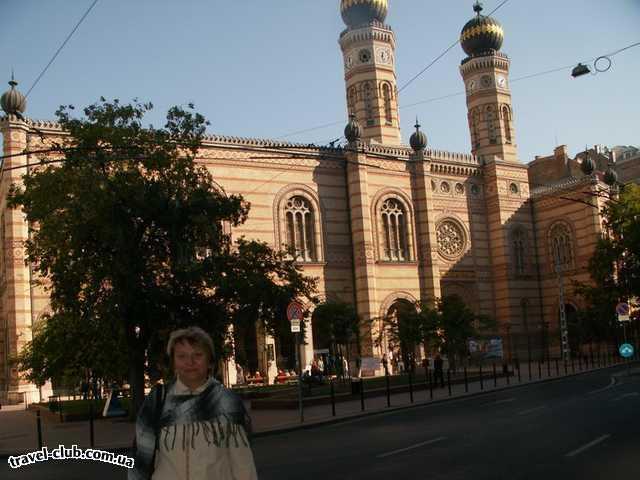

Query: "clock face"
left=496, top=76, right=507, bottom=88
left=480, top=75, right=492, bottom=88
left=358, top=48, right=372, bottom=64
left=345, top=55, right=353, bottom=69
left=377, top=48, right=391, bottom=64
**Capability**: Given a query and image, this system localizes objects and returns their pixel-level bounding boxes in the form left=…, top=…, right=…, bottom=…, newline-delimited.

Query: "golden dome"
left=341, top=0, right=388, bottom=28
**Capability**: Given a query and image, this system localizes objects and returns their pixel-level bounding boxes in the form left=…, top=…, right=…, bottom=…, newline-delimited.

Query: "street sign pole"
left=287, top=301, right=305, bottom=423
left=295, top=331, right=304, bottom=422
left=555, top=260, right=570, bottom=361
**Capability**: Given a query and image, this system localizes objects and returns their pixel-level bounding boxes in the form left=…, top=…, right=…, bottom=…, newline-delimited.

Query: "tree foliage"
left=8, top=99, right=316, bottom=414
left=312, top=299, right=360, bottom=352
left=432, top=295, right=496, bottom=368
left=574, top=183, right=640, bottom=342
left=377, top=295, right=495, bottom=370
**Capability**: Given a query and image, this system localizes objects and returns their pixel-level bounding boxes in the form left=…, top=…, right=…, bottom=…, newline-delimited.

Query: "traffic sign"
left=287, top=301, right=304, bottom=322
left=290, top=319, right=301, bottom=333
left=619, top=343, right=634, bottom=359
left=287, top=301, right=304, bottom=333
left=616, top=302, right=630, bottom=316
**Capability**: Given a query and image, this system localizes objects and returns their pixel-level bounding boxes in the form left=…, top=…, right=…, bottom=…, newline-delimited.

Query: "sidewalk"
left=1, top=358, right=636, bottom=458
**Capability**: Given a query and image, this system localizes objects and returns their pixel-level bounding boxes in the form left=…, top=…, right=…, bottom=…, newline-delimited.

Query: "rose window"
left=436, top=220, right=466, bottom=259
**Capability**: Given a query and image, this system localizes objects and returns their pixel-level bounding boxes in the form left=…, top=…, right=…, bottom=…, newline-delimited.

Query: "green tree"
left=574, top=183, right=640, bottom=346
left=433, top=295, right=496, bottom=370
left=9, top=99, right=316, bottom=415
left=313, top=299, right=360, bottom=363
left=377, top=301, right=435, bottom=371
left=602, top=183, right=640, bottom=299
left=14, top=311, right=129, bottom=389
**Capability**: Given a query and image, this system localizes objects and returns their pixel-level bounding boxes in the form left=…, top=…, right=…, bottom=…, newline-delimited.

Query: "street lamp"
left=571, top=63, right=591, bottom=78
left=554, top=251, right=571, bottom=361
left=571, top=56, right=613, bottom=78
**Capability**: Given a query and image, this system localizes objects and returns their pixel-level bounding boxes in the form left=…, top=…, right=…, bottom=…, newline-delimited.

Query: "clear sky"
left=1, top=0, right=638, bottom=163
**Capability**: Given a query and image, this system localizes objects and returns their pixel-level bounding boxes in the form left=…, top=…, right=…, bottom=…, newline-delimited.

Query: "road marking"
left=612, top=392, right=639, bottom=402
left=517, top=405, right=547, bottom=415
left=482, top=397, right=516, bottom=406
left=376, top=436, right=447, bottom=458
left=565, top=434, right=611, bottom=457
left=587, top=377, right=616, bottom=395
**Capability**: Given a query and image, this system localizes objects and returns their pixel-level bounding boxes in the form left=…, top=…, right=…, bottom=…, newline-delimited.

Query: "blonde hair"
left=166, top=326, right=215, bottom=364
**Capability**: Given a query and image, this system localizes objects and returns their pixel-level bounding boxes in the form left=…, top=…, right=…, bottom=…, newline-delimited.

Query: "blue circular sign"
left=619, top=343, right=634, bottom=358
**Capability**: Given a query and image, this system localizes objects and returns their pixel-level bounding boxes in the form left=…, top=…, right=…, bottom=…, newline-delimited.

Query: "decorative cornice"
left=530, top=175, right=599, bottom=198
left=460, top=53, right=510, bottom=73
left=200, top=133, right=343, bottom=154
left=428, top=149, right=479, bottom=165
left=339, top=23, right=395, bottom=50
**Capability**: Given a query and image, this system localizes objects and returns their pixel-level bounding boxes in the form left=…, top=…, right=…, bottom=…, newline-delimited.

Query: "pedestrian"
left=434, top=353, right=445, bottom=388
left=81, top=379, right=89, bottom=401
left=130, top=326, right=257, bottom=480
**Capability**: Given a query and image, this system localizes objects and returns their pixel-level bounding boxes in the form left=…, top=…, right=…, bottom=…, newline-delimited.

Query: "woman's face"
left=173, top=340, right=210, bottom=388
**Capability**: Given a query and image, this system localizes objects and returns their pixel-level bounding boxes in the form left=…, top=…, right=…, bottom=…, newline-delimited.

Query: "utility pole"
left=555, top=255, right=571, bottom=361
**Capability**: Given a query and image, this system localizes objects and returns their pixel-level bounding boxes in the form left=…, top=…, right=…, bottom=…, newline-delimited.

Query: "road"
left=4, top=365, right=638, bottom=479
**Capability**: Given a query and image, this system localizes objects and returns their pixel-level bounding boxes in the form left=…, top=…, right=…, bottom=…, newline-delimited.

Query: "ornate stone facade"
left=0, top=2, right=631, bottom=399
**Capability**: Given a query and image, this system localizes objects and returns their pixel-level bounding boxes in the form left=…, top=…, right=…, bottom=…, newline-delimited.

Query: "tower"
left=0, top=76, right=42, bottom=403
left=459, top=2, right=517, bottom=162
left=339, top=0, right=401, bottom=145
left=459, top=4, right=541, bottom=357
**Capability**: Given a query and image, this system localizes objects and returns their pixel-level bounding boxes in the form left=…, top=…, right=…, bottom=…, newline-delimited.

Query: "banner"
left=468, top=337, right=503, bottom=360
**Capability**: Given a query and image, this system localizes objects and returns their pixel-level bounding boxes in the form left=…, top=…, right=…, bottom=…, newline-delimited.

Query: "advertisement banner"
left=468, top=337, right=503, bottom=360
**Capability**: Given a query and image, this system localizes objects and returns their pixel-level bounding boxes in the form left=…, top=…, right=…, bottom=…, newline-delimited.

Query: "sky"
left=1, top=0, right=638, bottom=163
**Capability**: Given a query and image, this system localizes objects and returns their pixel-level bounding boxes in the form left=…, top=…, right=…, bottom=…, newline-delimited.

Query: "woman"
left=130, top=326, right=258, bottom=480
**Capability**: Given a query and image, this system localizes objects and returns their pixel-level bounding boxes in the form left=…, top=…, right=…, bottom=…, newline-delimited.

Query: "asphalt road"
left=4, top=365, right=638, bottom=480
left=253, top=365, right=639, bottom=480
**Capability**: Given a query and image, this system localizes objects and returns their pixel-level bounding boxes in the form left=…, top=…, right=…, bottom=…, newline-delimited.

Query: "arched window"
left=503, top=105, right=512, bottom=143
left=347, top=87, right=357, bottom=117
left=512, top=228, right=526, bottom=275
left=364, top=82, right=374, bottom=126
left=472, top=109, right=481, bottom=148
left=382, top=83, right=392, bottom=125
left=549, top=222, right=573, bottom=270
left=381, top=198, right=408, bottom=261
left=285, top=196, right=316, bottom=262
left=486, top=106, right=497, bottom=144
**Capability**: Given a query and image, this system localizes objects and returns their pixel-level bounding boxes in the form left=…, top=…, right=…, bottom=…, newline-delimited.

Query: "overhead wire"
left=26, top=0, right=99, bottom=98
left=397, top=0, right=512, bottom=94
left=275, top=38, right=640, bottom=143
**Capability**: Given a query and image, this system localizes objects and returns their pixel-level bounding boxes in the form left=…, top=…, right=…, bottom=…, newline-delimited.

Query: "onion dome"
left=1, top=74, right=27, bottom=116
left=409, top=118, right=427, bottom=152
left=581, top=155, right=595, bottom=175
left=460, top=1, right=504, bottom=57
left=603, top=166, right=618, bottom=186
left=341, top=0, right=388, bottom=29
left=344, top=114, right=361, bottom=143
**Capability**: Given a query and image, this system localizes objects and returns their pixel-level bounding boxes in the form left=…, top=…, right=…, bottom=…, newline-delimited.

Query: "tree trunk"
left=128, top=344, right=146, bottom=421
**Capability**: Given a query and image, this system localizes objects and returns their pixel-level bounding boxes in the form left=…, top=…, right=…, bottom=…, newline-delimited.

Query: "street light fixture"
left=571, top=63, right=591, bottom=78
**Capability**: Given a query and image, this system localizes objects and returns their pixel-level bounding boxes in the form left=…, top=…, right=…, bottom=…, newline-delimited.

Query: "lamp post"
left=554, top=252, right=571, bottom=361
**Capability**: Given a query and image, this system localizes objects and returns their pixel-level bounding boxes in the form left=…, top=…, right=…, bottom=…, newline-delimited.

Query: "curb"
left=1, top=362, right=635, bottom=459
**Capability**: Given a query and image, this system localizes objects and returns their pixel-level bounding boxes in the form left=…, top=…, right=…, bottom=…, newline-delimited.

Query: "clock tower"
left=459, top=2, right=517, bottom=162
left=339, top=0, right=401, bottom=145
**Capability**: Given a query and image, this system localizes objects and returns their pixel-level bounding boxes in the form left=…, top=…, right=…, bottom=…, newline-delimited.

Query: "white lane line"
left=376, top=436, right=447, bottom=458
left=587, top=377, right=616, bottom=395
left=565, top=434, right=611, bottom=458
left=482, top=397, right=516, bottom=406
left=517, top=405, right=547, bottom=415
left=612, top=392, right=639, bottom=402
